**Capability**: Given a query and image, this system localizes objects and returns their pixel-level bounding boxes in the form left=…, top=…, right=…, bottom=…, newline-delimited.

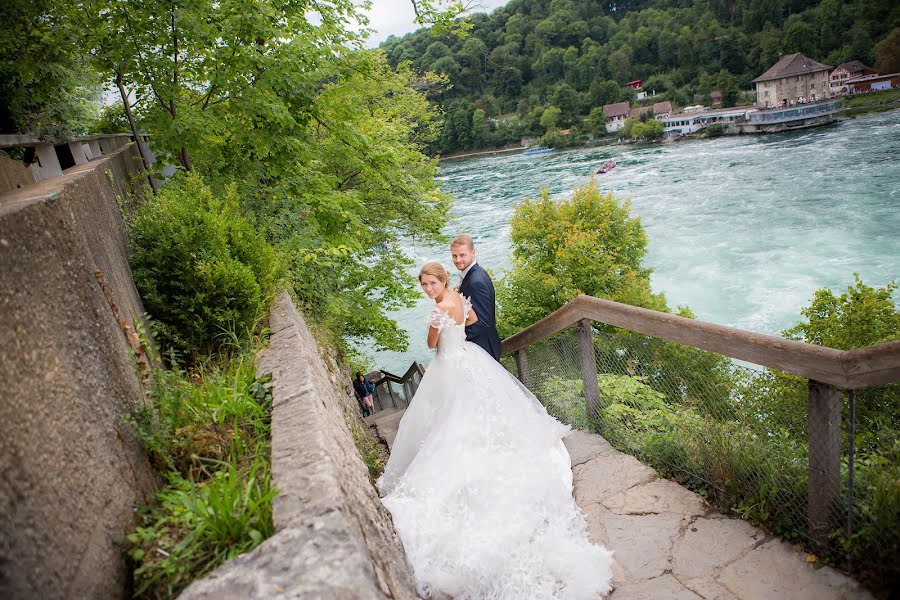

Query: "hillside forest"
left=379, top=0, right=900, bottom=153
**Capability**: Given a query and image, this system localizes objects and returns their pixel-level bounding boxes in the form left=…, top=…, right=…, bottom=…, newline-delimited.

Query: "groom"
left=451, top=234, right=503, bottom=362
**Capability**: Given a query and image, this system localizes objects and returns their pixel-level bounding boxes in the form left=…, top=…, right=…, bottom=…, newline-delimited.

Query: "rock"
left=602, top=479, right=707, bottom=517
left=682, top=576, right=740, bottom=600
left=601, top=511, right=685, bottom=579
left=573, top=450, right=657, bottom=504
left=718, top=539, right=876, bottom=600
left=564, top=430, right=613, bottom=466
left=671, top=517, right=763, bottom=580
left=610, top=574, right=703, bottom=599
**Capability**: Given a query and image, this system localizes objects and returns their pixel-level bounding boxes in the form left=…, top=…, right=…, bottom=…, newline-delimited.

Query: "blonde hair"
left=450, top=234, right=474, bottom=251
left=418, top=261, right=450, bottom=286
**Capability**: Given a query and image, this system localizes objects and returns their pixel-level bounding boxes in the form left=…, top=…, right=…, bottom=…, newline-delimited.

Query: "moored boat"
left=523, top=146, right=554, bottom=155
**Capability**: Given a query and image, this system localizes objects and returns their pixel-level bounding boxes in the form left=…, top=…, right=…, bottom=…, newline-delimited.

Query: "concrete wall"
left=0, top=144, right=157, bottom=599
left=180, top=294, right=418, bottom=599
left=0, top=153, right=37, bottom=194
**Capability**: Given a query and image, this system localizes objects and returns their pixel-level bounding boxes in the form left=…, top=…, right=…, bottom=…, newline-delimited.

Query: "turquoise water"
left=371, top=110, right=900, bottom=373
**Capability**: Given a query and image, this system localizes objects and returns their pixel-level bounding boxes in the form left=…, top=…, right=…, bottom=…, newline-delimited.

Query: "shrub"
left=125, top=349, right=276, bottom=598
left=129, top=174, right=276, bottom=360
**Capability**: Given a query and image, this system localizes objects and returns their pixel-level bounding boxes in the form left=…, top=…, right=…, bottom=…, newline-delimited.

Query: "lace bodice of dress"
left=426, top=296, right=471, bottom=358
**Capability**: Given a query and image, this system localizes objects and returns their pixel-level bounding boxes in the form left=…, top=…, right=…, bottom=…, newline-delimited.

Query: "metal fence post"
left=515, top=350, right=531, bottom=389
left=577, top=319, right=600, bottom=418
left=807, top=379, right=841, bottom=549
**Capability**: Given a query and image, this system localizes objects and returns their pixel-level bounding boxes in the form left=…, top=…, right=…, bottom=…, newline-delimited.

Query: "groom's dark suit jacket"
left=459, top=262, right=503, bottom=362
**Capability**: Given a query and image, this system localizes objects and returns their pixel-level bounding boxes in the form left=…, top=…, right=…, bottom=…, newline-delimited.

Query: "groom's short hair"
left=451, top=234, right=474, bottom=250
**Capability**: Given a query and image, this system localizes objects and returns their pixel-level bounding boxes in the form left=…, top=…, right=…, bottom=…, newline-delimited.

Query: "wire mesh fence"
left=506, top=324, right=899, bottom=590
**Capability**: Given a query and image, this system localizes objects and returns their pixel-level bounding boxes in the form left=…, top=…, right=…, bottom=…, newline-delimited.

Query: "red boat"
left=596, top=160, right=616, bottom=174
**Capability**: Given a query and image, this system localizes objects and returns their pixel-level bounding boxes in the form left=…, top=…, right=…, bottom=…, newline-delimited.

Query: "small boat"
left=596, top=159, right=616, bottom=174
left=523, top=146, right=554, bottom=155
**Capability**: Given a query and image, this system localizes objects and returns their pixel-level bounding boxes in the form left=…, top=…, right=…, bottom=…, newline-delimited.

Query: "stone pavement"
left=369, top=410, right=874, bottom=600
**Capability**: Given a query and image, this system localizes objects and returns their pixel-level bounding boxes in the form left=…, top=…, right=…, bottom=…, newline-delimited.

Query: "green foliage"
left=874, top=27, right=900, bottom=74
left=837, top=447, right=900, bottom=590
left=629, top=118, right=663, bottom=140
left=784, top=275, right=900, bottom=350
left=128, top=459, right=276, bottom=598
left=129, top=175, right=276, bottom=361
left=92, top=104, right=131, bottom=134
left=125, top=349, right=276, bottom=598
left=0, top=0, right=101, bottom=136
left=61, top=0, right=451, bottom=355
left=540, top=128, right=584, bottom=149
left=587, top=107, right=608, bottom=136
left=539, top=105, right=562, bottom=131
left=497, top=180, right=666, bottom=336
left=702, top=123, right=729, bottom=137
left=381, top=0, right=896, bottom=153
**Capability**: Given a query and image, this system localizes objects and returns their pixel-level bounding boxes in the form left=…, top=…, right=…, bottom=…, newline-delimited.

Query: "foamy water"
left=371, top=110, right=900, bottom=372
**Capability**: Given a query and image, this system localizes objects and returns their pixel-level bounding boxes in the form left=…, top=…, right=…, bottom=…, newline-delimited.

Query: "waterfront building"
left=830, top=60, right=877, bottom=95
left=628, top=105, right=652, bottom=119
left=652, top=101, right=673, bottom=119
left=844, top=72, right=899, bottom=93
left=661, top=107, right=750, bottom=138
left=602, top=101, right=630, bottom=132
left=752, top=53, right=831, bottom=108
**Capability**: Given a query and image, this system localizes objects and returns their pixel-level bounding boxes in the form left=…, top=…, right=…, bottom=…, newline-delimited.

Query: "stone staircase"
left=368, top=409, right=873, bottom=600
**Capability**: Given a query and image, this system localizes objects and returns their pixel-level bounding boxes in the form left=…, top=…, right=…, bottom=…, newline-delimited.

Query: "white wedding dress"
left=377, top=298, right=613, bottom=599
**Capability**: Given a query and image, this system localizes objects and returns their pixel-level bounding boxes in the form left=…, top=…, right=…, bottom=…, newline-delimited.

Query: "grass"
left=124, top=347, right=276, bottom=599
left=840, top=88, right=900, bottom=117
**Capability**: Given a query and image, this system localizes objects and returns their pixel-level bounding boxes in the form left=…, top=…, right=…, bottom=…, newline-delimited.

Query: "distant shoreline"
left=437, top=96, right=900, bottom=162
left=439, top=146, right=526, bottom=162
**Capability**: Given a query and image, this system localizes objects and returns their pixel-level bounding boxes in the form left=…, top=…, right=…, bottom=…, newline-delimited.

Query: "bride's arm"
left=427, top=324, right=440, bottom=349
left=466, top=307, right=478, bottom=326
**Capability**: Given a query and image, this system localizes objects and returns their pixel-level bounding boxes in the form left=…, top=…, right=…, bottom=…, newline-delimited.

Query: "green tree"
left=587, top=106, right=607, bottom=136
left=874, top=27, right=900, bottom=74
left=540, top=105, right=562, bottom=131
left=130, top=174, right=276, bottom=360
left=0, top=0, right=101, bottom=136
left=630, top=118, right=663, bottom=140
left=497, top=180, right=666, bottom=336
left=471, top=108, right=487, bottom=148
left=784, top=275, right=899, bottom=350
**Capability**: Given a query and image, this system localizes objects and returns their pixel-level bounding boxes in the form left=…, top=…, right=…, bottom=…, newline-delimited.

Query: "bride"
left=377, top=261, right=613, bottom=599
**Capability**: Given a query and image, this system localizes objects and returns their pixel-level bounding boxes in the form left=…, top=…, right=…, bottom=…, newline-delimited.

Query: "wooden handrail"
left=374, top=361, right=424, bottom=386
left=502, top=294, right=900, bottom=390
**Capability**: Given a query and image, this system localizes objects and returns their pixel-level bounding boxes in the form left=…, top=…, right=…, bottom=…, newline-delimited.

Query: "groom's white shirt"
left=459, top=259, right=477, bottom=284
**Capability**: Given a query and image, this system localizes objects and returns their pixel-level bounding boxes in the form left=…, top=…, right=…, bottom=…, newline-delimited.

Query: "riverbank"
left=438, top=90, right=900, bottom=160
left=439, top=145, right=525, bottom=162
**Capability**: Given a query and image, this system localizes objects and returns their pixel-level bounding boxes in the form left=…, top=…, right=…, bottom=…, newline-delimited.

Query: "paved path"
left=369, top=409, right=873, bottom=600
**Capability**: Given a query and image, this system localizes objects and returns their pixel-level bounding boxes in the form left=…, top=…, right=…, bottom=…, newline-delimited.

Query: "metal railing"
left=501, top=294, right=899, bottom=582
left=370, top=362, right=425, bottom=413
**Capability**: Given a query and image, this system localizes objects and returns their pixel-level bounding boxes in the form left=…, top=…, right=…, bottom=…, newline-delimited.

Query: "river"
left=370, top=110, right=900, bottom=373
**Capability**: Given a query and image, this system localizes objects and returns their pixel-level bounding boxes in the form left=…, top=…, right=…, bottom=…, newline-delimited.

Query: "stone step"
left=376, top=419, right=874, bottom=598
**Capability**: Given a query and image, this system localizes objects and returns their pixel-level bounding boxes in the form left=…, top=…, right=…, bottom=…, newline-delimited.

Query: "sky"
left=358, top=0, right=511, bottom=47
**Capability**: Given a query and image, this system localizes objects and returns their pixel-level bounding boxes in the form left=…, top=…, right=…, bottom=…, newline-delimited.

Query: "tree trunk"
left=116, top=72, right=156, bottom=193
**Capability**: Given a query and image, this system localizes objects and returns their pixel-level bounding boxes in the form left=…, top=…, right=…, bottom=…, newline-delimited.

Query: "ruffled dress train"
left=377, top=302, right=613, bottom=599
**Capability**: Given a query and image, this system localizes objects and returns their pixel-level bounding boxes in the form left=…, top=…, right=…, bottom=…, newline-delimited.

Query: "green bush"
left=129, top=175, right=276, bottom=360
left=125, top=349, right=276, bottom=598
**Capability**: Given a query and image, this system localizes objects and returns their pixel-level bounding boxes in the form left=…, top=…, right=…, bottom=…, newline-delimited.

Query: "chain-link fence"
left=505, top=324, right=898, bottom=590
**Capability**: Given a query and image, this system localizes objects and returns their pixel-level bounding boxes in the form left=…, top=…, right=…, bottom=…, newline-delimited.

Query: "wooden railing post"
left=387, top=382, right=397, bottom=409
left=577, top=319, right=600, bottom=417
left=807, top=379, right=841, bottom=548
left=515, top=350, right=531, bottom=389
